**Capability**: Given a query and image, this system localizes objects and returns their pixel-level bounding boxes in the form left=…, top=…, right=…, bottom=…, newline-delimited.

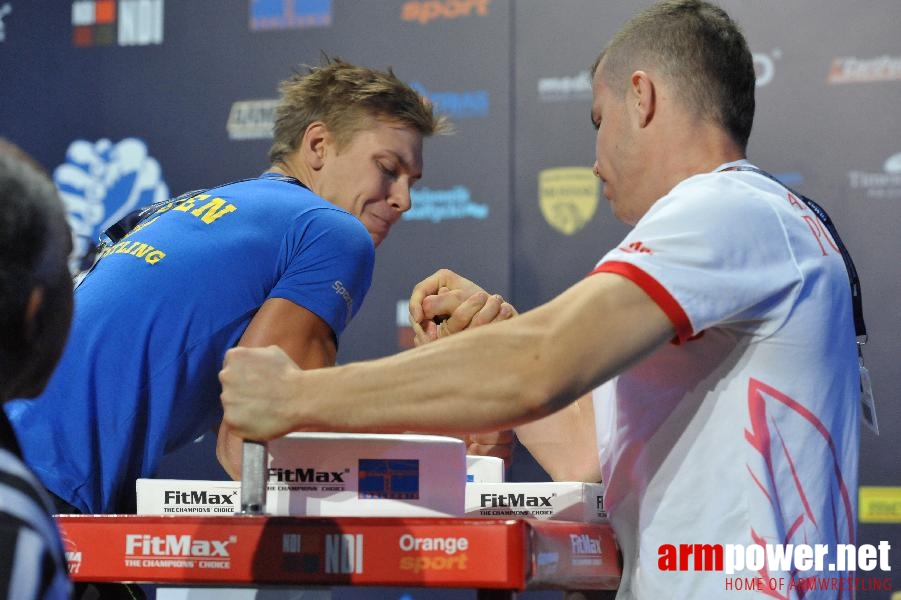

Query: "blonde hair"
left=268, top=57, right=450, bottom=164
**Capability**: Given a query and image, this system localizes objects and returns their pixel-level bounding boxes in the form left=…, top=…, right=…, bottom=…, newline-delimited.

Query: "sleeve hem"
left=589, top=261, right=695, bottom=343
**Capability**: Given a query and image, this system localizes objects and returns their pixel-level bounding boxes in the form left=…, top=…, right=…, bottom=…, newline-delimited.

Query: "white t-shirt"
left=591, top=161, right=859, bottom=598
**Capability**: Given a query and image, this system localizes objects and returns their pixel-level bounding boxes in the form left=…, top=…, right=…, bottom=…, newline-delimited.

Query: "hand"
left=219, top=345, right=302, bottom=441
left=409, top=269, right=516, bottom=345
left=463, top=430, right=516, bottom=470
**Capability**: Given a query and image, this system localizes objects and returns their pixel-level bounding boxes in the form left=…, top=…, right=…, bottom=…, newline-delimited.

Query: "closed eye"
left=377, top=161, right=399, bottom=180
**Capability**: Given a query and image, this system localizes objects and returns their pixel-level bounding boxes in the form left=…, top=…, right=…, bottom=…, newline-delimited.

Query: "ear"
left=300, top=122, right=332, bottom=171
left=630, top=70, right=656, bottom=128
left=23, top=287, right=44, bottom=342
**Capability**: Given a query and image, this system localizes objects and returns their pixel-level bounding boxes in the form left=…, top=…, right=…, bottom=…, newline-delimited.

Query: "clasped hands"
left=408, top=269, right=518, bottom=467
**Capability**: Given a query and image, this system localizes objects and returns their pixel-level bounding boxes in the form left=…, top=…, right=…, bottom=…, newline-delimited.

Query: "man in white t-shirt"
left=216, top=2, right=861, bottom=597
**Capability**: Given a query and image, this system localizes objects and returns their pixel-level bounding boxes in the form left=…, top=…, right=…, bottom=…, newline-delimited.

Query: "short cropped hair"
left=593, top=0, right=755, bottom=150
left=0, top=139, right=73, bottom=399
left=268, top=57, right=450, bottom=164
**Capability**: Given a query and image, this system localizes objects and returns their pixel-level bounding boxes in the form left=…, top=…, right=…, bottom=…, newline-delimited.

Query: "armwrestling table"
left=55, top=442, right=621, bottom=599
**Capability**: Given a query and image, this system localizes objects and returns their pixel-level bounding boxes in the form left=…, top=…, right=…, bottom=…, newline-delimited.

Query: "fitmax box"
left=138, top=433, right=468, bottom=517
left=464, top=482, right=606, bottom=522
left=466, top=455, right=505, bottom=483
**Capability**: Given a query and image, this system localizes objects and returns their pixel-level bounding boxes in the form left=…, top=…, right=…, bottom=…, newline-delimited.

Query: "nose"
left=388, top=179, right=413, bottom=213
left=592, top=161, right=601, bottom=178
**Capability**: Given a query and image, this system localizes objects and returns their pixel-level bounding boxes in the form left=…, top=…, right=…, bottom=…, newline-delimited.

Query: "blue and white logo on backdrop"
left=250, top=0, right=331, bottom=31
left=54, top=138, right=169, bottom=272
left=410, top=82, right=490, bottom=119
left=0, top=3, right=12, bottom=43
left=404, top=185, right=489, bottom=223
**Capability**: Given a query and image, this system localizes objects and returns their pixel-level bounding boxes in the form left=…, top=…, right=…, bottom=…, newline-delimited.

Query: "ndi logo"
left=72, top=0, right=164, bottom=47
left=54, top=138, right=169, bottom=272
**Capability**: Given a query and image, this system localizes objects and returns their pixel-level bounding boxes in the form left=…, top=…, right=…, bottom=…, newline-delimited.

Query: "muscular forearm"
left=300, top=316, right=557, bottom=433
left=270, top=274, right=674, bottom=437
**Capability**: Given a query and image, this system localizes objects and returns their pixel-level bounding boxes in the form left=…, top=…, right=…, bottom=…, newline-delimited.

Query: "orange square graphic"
left=95, top=0, right=117, bottom=24
left=72, top=26, right=94, bottom=47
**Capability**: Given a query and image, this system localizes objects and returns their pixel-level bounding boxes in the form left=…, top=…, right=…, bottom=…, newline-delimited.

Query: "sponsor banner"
left=529, top=521, right=621, bottom=590
left=71, top=0, right=164, bottom=47
left=404, top=185, right=490, bottom=223
left=56, top=515, right=623, bottom=588
left=538, top=70, right=592, bottom=103
left=465, top=482, right=606, bottom=522
left=828, top=55, right=901, bottom=84
left=249, top=0, right=332, bottom=31
left=140, top=433, right=466, bottom=517
left=410, top=82, right=490, bottom=119
left=538, top=167, right=599, bottom=235
left=226, top=99, right=279, bottom=140
left=860, top=486, right=901, bottom=523
left=400, top=0, right=491, bottom=26
left=848, top=152, right=901, bottom=200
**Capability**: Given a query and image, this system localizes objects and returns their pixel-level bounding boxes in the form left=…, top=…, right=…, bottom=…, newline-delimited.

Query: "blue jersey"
left=5, top=174, right=374, bottom=513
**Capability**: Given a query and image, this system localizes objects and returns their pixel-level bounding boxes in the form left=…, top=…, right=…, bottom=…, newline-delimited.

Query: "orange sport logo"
left=401, top=0, right=491, bottom=25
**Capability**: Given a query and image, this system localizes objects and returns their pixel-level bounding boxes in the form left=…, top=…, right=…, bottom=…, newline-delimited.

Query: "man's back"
left=6, top=175, right=375, bottom=513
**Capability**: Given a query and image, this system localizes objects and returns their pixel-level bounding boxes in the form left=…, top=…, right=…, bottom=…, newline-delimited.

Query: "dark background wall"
left=1, top=1, right=898, bottom=597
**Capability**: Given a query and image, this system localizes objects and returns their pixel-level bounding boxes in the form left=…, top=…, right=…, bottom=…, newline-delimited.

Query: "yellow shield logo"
left=538, top=167, right=599, bottom=235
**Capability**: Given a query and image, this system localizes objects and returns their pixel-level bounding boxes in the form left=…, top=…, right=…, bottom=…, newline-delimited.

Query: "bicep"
left=237, top=297, right=337, bottom=369
left=218, top=298, right=336, bottom=478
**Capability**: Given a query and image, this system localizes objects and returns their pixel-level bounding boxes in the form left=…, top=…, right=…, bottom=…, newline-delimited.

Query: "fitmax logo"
left=125, top=534, right=234, bottom=557
left=480, top=493, right=552, bottom=508
left=163, top=490, right=237, bottom=505
left=571, top=534, right=602, bottom=556
left=269, top=467, right=346, bottom=483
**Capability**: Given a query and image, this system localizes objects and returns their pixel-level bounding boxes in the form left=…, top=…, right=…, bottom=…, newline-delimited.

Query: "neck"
left=269, top=155, right=314, bottom=190
left=645, top=120, right=745, bottom=210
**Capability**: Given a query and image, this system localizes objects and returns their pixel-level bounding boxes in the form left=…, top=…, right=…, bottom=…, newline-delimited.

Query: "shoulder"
left=294, top=206, right=374, bottom=251
left=646, top=167, right=788, bottom=231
